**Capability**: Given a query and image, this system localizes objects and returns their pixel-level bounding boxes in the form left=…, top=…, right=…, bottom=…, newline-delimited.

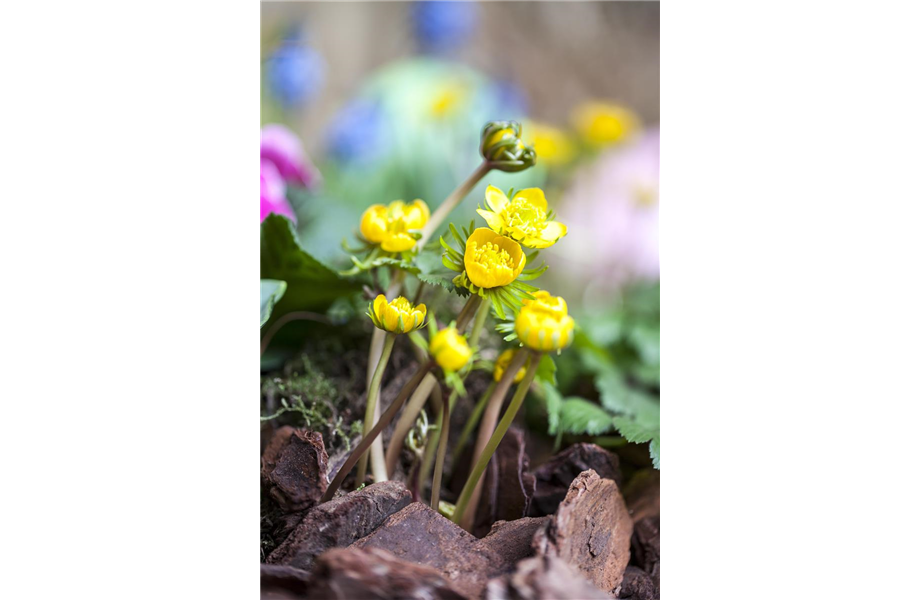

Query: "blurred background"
left=261, top=0, right=659, bottom=348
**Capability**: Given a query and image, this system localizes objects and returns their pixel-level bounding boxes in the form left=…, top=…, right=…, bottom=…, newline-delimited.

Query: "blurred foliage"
left=294, top=59, right=548, bottom=264
left=530, top=282, right=660, bottom=468
left=260, top=279, right=287, bottom=328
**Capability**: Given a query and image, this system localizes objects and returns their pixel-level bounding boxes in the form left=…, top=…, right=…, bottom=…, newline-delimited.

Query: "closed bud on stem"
left=479, top=120, right=537, bottom=172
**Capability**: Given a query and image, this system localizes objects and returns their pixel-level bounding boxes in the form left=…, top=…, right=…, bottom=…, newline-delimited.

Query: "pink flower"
left=260, top=124, right=319, bottom=188
left=260, top=158, right=296, bottom=223
left=556, top=128, right=659, bottom=292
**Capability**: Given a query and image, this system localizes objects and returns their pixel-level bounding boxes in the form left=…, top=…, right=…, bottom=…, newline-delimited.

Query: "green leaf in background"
left=260, top=279, right=287, bottom=328
left=558, top=397, right=617, bottom=436
left=599, top=371, right=661, bottom=469
left=535, top=353, right=557, bottom=387
left=544, top=383, right=564, bottom=436
left=261, top=214, right=362, bottom=314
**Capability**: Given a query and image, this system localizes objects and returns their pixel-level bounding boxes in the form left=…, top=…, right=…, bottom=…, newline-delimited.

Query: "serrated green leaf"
left=558, top=398, right=616, bottom=436
left=417, top=272, right=456, bottom=292
left=261, top=215, right=361, bottom=313
left=260, top=279, right=287, bottom=328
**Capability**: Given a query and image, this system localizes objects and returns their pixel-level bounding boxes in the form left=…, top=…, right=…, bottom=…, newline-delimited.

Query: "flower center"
left=391, top=297, right=413, bottom=313
left=470, top=241, right=515, bottom=272
left=503, top=198, right=547, bottom=234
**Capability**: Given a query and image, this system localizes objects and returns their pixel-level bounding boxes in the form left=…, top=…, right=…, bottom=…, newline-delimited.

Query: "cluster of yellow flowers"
left=360, top=199, right=431, bottom=253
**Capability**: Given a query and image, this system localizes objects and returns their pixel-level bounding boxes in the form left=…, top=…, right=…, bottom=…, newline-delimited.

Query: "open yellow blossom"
left=360, top=200, right=430, bottom=253
left=493, top=349, right=528, bottom=383
left=572, top=102, right=641, bottom=147
left=477, top=186, right=567, bottom=249
left=463, top=228, right=526, bottom=289
left=525, top=122, right=574, bottom=165
left=515, top=291, right=575, bottom=352
left=430, top=326, right=472, bottom=372
left=368, top=295, right=427, bottom=334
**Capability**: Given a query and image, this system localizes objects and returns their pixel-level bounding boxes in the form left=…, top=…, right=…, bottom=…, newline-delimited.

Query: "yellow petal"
left=384, top=304, right=400, bottom=332
left=476, top=208, right=505, bottom=232
left=485, top=185, right=509, bottom=213
left=541, top=220, right=567, bottom=244
left=373, top=295, right=388, bottom=321
left=381, top=232, right=417, bottom=253
left=404, top=199, right=430, bottom=229
left=512, top=188, right=547, bottom=212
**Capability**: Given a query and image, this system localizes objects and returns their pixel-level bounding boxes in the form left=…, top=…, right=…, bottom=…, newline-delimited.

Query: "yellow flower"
left=477, top=186, right=567, bottom=249
left=360, top=200, right=430, bottom=253
left=515, top=291, right=575, bottom=352
left=463, top=228, right=526, bottom=289
left=430, top=83, right=468, bottom=118
left=368, top=295, right=427, bottom=334
left=430, top=326, right=472, bottom=372
left=525, top=122, right=574, bottom=165
left=572, top=102, right=641, bottom=147
left=493, top=349, right=528, bottom=383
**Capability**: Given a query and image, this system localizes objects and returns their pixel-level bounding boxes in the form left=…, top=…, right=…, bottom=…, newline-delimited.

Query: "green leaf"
left=260, top=215, right=362, bottom=313
left=535, top=353, right=557, bottom=387
left=558, top=398, right=616, bottom=436
left=607, top=389, right=660, bottom=470
left=544, top=383, right=563, bottom=435
left=260, top=279, right=287, bottom=328
left=596, top=371, right=660, bottom=420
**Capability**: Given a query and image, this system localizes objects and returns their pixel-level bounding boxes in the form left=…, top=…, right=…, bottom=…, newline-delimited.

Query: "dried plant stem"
left=429, top=386, right=451, bottom=510
left=452, top=380, right=497, bottom=463
left=453, top=350, right=538, bottom=530
left=322, top=359, right=435, bottom=503
left=384, top=373, right=439, bottom=476
left=355, top=333, right=396, bottom=485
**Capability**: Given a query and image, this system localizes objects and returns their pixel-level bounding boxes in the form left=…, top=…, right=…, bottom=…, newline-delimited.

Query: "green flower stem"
left=322, top=359, right=435, bottom=503
left=453, top=350, right=540, bottom=530
left=426, top=298, right=490, bottom=505
left=418, top=388, right=455, bottom=496
left=363, top=270, right=408, bottom=480
left=356, top=333, right=396, bottom=486
left=468, top=298, right=491, bottom=349
left=384, top=372, right=439, bottom=476
left=429, top=383, right=451, bottom=510
left=418, top=161, right=491, bottom=248
left=452, top=380, right=497, bottom=463
left=454, top=349, right=528, bottom=528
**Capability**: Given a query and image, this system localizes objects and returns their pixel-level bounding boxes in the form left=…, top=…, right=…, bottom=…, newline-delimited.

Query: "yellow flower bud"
left=368, top=295, right=427, bottom=334
left=494, top=349, right=527, bottom=383
left=430, top=326, right=472, bottom=372
left=463, top=228, right=526, bottom=289
left=479, top=120, right=537, bottom=172
left=572, top=102, right=641, bottom=147
left=359, top=199, right=430, bottom=253
left=515, top=291, right=575, bottom=352
left=477, top=185, right=567, bottom=250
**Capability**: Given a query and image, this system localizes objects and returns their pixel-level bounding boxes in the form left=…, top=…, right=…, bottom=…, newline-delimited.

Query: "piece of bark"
left=485, top=555, right=610, bottom=600
left=267, top=480, right=411, bottom=571
left=260, top=564, right=311, bottom=600
left=267, top=430, right=329, bottom=512
left=351, top=502, right=500, bottom=599
left=478, top=517, right=549, bottom=577
left=261, top=426, right=296, bottom=486
left=529, top=443, right=622, bottom=517
left=473, top=427, right=536, bottom=538
left=624, top=469, right=660, bottom=524
left=533, top=469, right=632, bottom=592
left=631, top=516, right=660, bottom=591
left=304, top=547, right=467, bottom=600
left=614, top=566, right=658, bottom=600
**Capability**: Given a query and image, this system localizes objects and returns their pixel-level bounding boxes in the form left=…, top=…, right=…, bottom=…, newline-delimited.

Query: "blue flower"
left=325, top=99, right=387, bottom=165
left=412, top=1, right=479, bottom=53
left=267, top=42, right=325, bottom=108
